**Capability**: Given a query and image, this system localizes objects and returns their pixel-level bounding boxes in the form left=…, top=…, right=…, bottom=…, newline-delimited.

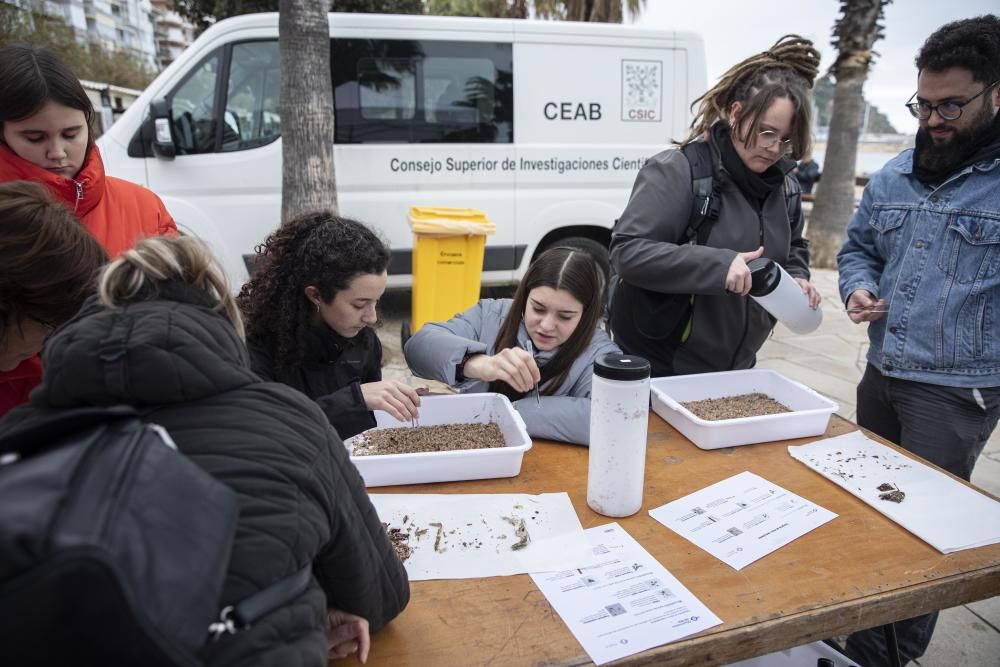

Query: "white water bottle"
left=587, top=354, right=651, bottom=517
left=748, top=258, right=822, bottom=334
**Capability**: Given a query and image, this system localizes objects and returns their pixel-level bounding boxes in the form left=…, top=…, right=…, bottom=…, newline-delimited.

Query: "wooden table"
left=358, top=415, right=1000, bottom=666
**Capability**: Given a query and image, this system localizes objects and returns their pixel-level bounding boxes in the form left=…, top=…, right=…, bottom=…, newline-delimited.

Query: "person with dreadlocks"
left=608, top=35, right=822, bottom=377
left=238, top=212, right=421, bottom=440
left=404, top=246, right=620, bottom=445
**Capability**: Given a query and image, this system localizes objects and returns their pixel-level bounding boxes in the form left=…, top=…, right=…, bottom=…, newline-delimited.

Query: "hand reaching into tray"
left=462, top=348, right=541, bottom=394
left=361, top=380, right=421, bottom=423
left=327, top=608, right=370, bottom=663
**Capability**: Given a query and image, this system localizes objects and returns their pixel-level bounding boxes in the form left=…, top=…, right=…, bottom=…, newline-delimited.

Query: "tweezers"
left=525, top=338, right=541, bottom=406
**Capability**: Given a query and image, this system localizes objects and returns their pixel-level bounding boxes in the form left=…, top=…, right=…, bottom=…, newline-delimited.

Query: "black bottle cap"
left=747, top=257, right=781, bottom=297
left=594, top=354, right=651, bottom=381
left=817, top=659, right=835, bottom=667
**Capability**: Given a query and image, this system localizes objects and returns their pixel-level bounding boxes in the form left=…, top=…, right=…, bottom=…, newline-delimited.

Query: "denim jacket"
left=838, top=148, right=1000, bottom=388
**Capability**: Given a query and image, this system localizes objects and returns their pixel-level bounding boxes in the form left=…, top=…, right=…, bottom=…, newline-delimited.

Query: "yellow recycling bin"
left=409, top=206, right=496, bottom=332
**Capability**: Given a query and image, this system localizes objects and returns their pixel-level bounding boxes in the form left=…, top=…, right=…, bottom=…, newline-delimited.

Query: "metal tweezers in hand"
left=524, top=338, right=541, bottom=406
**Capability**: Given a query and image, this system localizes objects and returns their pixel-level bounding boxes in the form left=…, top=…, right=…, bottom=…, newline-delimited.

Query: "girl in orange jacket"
left=0, top=45, right=177, bottom=257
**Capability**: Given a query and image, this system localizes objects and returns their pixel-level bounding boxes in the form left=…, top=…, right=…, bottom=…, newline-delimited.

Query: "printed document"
left=648, top=471, right=837, bottom=570
left=530, top=523, right=722, bottom=666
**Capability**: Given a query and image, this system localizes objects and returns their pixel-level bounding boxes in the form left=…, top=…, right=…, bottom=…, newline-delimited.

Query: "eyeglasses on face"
left=906, top=79, right=1000, bottom=121
left=757, top=130, right=793, bottom=154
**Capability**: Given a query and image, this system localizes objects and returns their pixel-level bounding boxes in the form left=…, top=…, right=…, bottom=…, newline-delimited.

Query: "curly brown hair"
left=683, top=34, right=820, bottom=160
left=237, top=211, right=390, bottom=371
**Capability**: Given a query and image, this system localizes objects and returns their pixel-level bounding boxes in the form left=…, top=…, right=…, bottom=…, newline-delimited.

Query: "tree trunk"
left=808, top=0, right=888, bottom=268
left=808, top=73, right=864, bottom=268
left=279, top=0, right=337, bottom=222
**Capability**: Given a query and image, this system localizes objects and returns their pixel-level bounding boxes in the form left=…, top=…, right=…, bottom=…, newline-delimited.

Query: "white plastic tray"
left=650, top=369, right=838, bottom=450
left=344, top=393, right=531, bottom=487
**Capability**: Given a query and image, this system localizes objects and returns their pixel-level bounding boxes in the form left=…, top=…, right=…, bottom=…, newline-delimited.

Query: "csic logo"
left=621, top=59, right=662, bottom=122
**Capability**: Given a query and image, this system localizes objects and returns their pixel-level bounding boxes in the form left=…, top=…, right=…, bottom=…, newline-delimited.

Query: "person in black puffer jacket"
left=0, top=236, right=409, bottom=666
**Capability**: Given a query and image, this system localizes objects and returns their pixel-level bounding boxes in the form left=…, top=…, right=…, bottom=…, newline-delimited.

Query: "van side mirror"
left=150, top=99, right=176, bottom=160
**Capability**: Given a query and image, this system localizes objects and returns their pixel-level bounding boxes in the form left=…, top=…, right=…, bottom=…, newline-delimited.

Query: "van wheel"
left=547, top=236, right=610, bottom=284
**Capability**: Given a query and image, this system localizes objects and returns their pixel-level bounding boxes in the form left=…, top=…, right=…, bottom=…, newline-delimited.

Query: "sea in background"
left=811, top=132, right=915, bottom=177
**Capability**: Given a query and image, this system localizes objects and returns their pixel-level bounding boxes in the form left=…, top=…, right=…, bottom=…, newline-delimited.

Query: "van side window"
left=170, top=52, right=221, bottom=154
left=358, top=58, right=417, bottom=120
left=332, top=38, right=513, bottom=144
left=222, top=42, right=281, bottom=151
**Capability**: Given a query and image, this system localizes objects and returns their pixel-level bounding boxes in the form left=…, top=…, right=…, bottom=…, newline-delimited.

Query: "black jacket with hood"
left=0, top=286, right=409, bottom=666
left=247, top=326, right=382, bottom=441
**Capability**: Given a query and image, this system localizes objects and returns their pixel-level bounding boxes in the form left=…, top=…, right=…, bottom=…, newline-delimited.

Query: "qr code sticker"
left=622, top=60, right=662, bottom=121
left=605, top=603, right=627, bottom=617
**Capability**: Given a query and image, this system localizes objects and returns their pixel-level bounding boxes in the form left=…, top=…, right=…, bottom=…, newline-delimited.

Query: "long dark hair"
left=0, top=180, right=107, bottom=345
left=490, top=247, right=605, bottom=399
left=237, top=211, right=390, bottom=371
left=682, top=35, right=819, bottom=160
left=0, top=45, right=96, bottom=149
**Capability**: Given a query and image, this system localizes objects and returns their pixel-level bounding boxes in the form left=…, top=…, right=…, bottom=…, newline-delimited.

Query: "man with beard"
left=837, top=15, right=1000, bottom=667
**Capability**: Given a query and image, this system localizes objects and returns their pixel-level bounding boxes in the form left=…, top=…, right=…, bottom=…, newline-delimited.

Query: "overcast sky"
left=634, top=0, right=997, bottom=134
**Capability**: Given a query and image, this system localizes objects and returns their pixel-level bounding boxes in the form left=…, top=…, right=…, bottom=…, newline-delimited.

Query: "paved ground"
left=375, top=269, right=999, bottom=665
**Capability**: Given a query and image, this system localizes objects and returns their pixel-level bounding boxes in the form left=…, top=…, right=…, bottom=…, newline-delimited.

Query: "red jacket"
left=0, top=358, right=43, bottom=419
left=0, top=144, right=178, bottom=417
left=0, top=144, right=177, bottom=257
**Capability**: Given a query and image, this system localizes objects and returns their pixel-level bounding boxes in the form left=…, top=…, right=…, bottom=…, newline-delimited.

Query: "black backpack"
left=0, top=405, right=310, bottom=666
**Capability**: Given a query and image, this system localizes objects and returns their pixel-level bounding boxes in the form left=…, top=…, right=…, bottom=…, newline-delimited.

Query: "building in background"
left=80, top=78, right=143, bottom=135
left=42, top=0, right=193, bottom=70
left=150, top=0, right=194, bottom=67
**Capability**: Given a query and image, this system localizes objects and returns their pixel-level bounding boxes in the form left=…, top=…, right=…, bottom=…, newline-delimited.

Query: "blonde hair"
left=98, top=236, right=244, bottom=339
left=683, top=34, right=821, bottom=160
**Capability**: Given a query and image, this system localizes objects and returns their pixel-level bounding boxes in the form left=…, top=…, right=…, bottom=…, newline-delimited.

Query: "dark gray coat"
left=609, top=137, right=810, bottom=375
left=0, top=290, right=408, bottom=666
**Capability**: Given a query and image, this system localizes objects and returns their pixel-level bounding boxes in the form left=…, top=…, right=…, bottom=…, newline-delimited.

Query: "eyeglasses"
left=905, top=79, right=1000, bottom=121
left=757, top=130, right=793, bottom=154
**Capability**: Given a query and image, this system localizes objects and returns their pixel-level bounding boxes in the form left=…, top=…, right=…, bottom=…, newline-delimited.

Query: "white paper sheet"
left=370, top=492, right=593, bottom=580
left=648, top=471, right=837, bottom=570
left=789, top=431, right=1000, bottom=553
left=529, top=523, right=722, bottom=666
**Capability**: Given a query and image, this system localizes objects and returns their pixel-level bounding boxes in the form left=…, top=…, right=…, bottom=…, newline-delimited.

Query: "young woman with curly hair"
left=609, top=34, right=823, bottom=377
left=238, top=212, right=420, bottom=440
left=404, top=246, right=621, bottom=445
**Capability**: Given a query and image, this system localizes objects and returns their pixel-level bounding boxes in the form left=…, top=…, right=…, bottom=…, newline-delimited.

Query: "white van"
left=98, top=13, right=706, bottom=289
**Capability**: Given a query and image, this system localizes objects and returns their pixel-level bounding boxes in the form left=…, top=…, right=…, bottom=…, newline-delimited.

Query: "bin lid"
left=408, top=206, right=496, bottom=236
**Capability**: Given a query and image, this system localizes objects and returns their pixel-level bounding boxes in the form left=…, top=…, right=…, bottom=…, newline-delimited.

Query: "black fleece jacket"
left=247, top=326, right=382, bottom=440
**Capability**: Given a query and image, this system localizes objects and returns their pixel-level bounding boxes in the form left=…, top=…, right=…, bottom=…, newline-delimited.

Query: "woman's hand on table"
left=328, top=609, right=370, bottom=663
left=462, top=349, right=540, bottom=393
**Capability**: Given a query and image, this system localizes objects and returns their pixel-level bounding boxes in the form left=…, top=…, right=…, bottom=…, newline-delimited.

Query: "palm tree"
left=279, top=0, right=338, bottom=221
left=807, top=0, right=890, bottom=268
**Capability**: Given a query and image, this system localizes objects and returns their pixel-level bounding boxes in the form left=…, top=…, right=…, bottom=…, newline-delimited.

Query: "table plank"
left=355, top=414, right=1000, bottom=666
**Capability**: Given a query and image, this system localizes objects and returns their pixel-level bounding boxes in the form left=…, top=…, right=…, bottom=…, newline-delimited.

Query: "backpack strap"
left=0, top=405, right=138, bottom=460
left=209, top=564, right=313, bottom=639
left=782, top=172, right=802, bottom=230
left=680, top=141, right=722, bottom=245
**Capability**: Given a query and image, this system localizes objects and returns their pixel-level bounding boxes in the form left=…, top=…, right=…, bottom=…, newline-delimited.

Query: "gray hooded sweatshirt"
left=404, top=299, right=621, bottom=445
